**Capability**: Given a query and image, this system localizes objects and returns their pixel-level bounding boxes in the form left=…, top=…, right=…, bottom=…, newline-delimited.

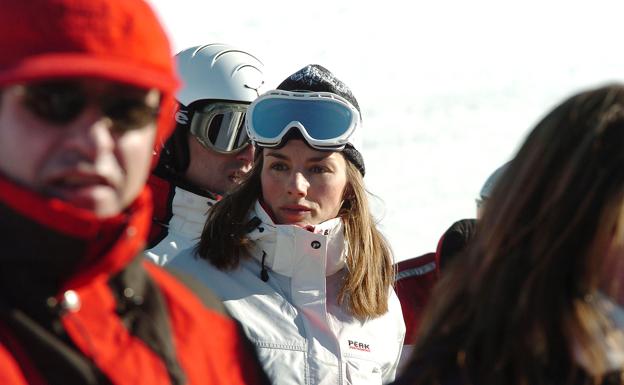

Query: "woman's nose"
left=288, top=171, right=309, bottom=197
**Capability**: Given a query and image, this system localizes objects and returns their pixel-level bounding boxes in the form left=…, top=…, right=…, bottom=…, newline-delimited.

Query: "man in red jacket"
left=0, top=0, right=268, bottom=384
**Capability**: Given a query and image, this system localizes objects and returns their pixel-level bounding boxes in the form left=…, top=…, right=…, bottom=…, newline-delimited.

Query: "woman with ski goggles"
left=168, top=65, right=405, bottom=384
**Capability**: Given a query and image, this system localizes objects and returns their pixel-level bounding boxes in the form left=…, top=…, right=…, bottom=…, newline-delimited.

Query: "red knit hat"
left=0, top=0, right=180, bottom=143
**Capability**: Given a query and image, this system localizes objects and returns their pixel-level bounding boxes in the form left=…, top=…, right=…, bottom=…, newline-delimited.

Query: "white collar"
left=168, top=187, right=217, bottom=236
left=245, top=201, right=347, bottom=277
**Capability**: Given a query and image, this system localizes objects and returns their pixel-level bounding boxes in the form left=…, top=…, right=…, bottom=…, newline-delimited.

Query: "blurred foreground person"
left=147, top=44, right=264, bottom=265
left=169, top=65, right=405, bottom=384
left=394, top=84, right=624, bottom=385
left=0, top=1, right=268, bottom=384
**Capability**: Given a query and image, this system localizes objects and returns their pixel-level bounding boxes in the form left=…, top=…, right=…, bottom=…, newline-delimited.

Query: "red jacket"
left=394, top=253, right=438, bottom=345
left=0, top=176, right=268, bottom=385
left=395, top=219, right=476, bottom=345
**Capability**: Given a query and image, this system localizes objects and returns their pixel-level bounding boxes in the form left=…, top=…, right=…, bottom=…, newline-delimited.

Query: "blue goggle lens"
left=251, top=98, right=353, bottom=141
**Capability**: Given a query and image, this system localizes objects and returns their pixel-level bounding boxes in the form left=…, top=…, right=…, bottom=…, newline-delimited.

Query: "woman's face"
left=261, top=140, right=348, bottom=226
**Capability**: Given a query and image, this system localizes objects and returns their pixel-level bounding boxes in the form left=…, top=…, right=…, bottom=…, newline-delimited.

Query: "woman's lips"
left=280, top=205, right=312, bottom=217
left=281, top=205, right=311, bottom=212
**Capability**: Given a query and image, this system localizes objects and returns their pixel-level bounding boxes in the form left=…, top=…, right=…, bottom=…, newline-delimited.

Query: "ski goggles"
left=246, top=90, right=360, bottom=150
left=11, top=80, right=160, bottom=131
left=189, top=101, right=250, bottom=153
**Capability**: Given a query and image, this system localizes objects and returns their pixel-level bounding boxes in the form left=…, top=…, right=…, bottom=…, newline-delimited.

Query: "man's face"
left=184, top=134, right=254, bottom=195
left=0, top=79, right=160, bottom=217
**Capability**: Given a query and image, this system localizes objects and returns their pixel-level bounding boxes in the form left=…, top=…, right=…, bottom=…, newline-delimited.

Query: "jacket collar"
left=245, top=200, right=347, bottom=277
left=0, top=174, right=151, bottom=296
left=168, top=186, right=217, bottom=237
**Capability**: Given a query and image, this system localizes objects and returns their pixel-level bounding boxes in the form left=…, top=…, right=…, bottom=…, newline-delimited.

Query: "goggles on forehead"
left=189, top=102, right=250, bottom=154
left=245, top=90, right=360, bottom=150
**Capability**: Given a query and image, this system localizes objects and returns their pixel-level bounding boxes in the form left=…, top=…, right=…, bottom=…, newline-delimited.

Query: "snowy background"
left=147, top=0, right=624, bottom=262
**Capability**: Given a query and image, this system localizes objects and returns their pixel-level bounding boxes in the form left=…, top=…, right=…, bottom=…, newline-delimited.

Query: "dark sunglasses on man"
left=11, top=80, right=161, bottom=132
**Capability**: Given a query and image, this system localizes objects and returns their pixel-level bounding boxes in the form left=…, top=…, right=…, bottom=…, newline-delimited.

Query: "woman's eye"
left=310, top=165, right=329, bottom=174
left=270, top=162, right=288, bottom=171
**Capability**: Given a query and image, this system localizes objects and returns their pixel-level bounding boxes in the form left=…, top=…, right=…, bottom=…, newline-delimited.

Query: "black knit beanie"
left=277, top=64, right=365, bottom=176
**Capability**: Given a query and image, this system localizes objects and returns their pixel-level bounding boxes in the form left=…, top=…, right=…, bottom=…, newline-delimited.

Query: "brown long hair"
left=401, top=84, right=624, bottom=385
left=196, top=148, right=394, bottom=318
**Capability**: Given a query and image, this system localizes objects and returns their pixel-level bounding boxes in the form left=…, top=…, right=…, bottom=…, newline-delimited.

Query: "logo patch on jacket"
left=348, top=340, right=371, bottom=352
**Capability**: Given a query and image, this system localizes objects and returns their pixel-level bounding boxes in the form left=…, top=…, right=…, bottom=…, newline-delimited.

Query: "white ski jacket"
left=146, top=186, right=216, bottom=265
left=168, top=201, right=405, bottom=385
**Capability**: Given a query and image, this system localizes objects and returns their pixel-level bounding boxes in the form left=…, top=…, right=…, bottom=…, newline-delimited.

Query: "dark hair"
left=436, top=219, right=477, bottom=272
left=196, top=147, right=394, bottom=318
left=401, top=84, right=624, bottom=385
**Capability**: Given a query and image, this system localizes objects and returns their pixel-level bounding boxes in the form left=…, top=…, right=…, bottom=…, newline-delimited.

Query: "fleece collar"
left=0, top=174, right=151, bottom=294
left=167, top=186, right=217, bottom=238
left=245, top=200, right=347, bottom=277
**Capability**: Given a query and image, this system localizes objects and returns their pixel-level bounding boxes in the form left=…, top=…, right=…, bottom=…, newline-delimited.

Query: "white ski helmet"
left=175, top=43, right=265, bottom=106
left=479, top=162, right=509, bottom=201
left=476, top=162, right=509, bottom=217
left=155, top=44, right=264, bottom=178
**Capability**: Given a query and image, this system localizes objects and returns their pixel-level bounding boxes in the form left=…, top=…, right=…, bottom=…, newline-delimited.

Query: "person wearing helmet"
left=392, top=84, right=624, bottom=385
left=146, top=43, right=264, bottom=265
left=476, top=162, right=509, bottom=218
left=394, top=163, right=507, bottom=372
left=168, top=64, right=405, bottom=384
left=0, top=2, right=269, bottom=384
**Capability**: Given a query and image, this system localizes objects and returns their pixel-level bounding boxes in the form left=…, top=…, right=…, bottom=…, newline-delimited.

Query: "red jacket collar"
left=0, top=175, right=152, bottom=291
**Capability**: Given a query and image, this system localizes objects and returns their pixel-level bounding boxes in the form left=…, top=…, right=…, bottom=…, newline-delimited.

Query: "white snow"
left=147, top=0, right=624, bottom=261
